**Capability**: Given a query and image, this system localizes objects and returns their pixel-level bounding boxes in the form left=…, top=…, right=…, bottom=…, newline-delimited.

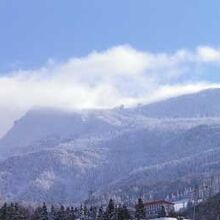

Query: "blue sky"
left=1, top=0, right=220, bottom=72
left=1, top=0, right=220, bottom=136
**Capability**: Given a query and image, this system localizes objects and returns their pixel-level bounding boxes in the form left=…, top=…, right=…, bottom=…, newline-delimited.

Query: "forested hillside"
left=1, top=89, right=220, bottom=204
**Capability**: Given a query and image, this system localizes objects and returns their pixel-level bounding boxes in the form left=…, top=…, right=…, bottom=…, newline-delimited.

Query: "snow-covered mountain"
left=1, top=88, right=220, bottom=203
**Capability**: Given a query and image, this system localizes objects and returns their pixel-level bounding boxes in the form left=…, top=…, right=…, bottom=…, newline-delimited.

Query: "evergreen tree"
left=31, top=203, right=49, bottom=220
left=117, top=204, right=130, bottom=220
left=42, top=203, right=49, bottom=220
left=106, top=199, right=115, bottom=219
left=14, top=203, right=30, bottom=220
left=79, top=204, right=84, bottom=220
left=7, top=203, right=14, bottom=220
left=57, top=205, right=66, bottom=220
left=158, top=205, right=166, bottom=218
left=135, top=198, right=146, bottom=220
left=70, top=207, right=76, bottom=220
left=32, top=206, right=43, bottom=220
left=97, top=206, right=104, bottom=220
left=66, top=207, right=71, bottom=220
left=74, top=207, right=79, bottom=219
left=0, top=202, right=8, bottom=219
left=83, top=205, right=88, bottom=220
left=13, top=203, right=21, bottom=220
left=49, top=205, right=57, bottom=220
left=89, top=206, right=97, bottom=220
left=0, top=202, right=30, bottom=220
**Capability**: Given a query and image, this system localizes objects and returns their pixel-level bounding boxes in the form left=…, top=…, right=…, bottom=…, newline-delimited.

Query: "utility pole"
left=217, top=200, right=220, bottom=220
left=192, top=186, right=198, bottom=220
left=193, top=201, right=196, bottom=220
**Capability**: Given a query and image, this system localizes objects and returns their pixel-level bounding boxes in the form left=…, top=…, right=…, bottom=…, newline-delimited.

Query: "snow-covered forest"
left=1, top=89, right=220, bottom=204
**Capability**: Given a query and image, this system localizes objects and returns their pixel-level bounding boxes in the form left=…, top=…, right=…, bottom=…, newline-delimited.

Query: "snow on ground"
left=149, top=218, right=190, bottom=220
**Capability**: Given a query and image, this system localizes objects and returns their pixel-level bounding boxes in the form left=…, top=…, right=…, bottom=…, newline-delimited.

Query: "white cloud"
left=197, top=46, right=220, bottom=62
left=0, top=45, right=220, bottom=137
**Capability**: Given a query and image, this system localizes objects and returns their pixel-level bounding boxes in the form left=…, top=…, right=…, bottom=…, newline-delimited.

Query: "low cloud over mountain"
left=1, top=45, right=220, bottom=136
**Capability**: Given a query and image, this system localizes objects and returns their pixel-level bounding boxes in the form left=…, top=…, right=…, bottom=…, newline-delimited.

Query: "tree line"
left=0, top=198, right=150, bottom=220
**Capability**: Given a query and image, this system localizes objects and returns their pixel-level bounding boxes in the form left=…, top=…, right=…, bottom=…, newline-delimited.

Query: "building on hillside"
left=144, top=200, right=175, bottom=218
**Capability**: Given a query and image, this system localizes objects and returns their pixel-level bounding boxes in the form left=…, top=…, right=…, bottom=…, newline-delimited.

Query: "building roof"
left=143, top=200, right=174, bottom=206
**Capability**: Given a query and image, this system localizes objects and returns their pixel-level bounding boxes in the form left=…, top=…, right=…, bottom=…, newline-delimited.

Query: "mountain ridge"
left=1, top=88, right=220, bottom=203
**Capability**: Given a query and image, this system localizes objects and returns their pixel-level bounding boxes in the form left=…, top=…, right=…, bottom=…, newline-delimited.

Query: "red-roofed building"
left=144, top=200, right=175, bottom=218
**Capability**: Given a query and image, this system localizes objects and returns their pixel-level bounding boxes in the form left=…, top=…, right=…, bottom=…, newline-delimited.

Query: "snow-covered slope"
left=134, top=88, right=220, bottom=118
left=1, top=89, right=220, bottom=203
left=0, top=108, right=131, bottom=159
left=0, top=146, right=108, bottom=203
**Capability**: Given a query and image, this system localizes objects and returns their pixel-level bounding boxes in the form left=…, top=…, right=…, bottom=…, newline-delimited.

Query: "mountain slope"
left=135, top=88, right=220, bottom=118
left=0, top=108, right=129, bottom=159
left=1, top=89, right=220, bottom=203
left=183, top=192, right=220, bottom=220
left=1, top=122, right=220, bottom=203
